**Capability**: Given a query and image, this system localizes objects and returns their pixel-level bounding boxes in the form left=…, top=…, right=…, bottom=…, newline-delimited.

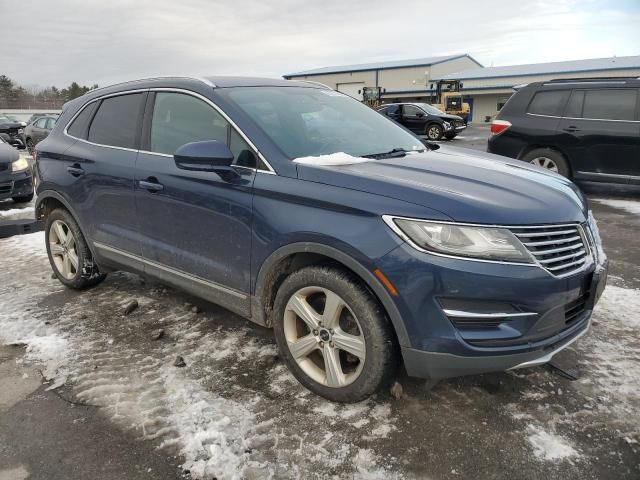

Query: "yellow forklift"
left=429, top=80, right=470, bottom=123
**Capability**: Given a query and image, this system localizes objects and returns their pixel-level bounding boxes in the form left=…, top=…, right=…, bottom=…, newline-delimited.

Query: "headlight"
left=442, top=121, right=451, bottom=129
left=384, top=216, right=534, bottom=263
left=11, top=157, right=29, bottom=172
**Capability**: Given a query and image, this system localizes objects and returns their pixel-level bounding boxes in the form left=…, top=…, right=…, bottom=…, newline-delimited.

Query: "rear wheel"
left=425, top=123, right=443, bottom=141
left=45, top=208, right=106, bottom=289
left=273, top=266, right=397, bottom=402
left=522, top=148, right=570, bottom=177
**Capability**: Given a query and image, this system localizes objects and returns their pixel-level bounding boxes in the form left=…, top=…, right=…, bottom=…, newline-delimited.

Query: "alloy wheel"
left=49, top=220, right=79, bottom=280
left=283, top=286, right=366, bottom=388
left=530, top=156, right=559, bottom=172
left=427, top=125, right=441, bottom=140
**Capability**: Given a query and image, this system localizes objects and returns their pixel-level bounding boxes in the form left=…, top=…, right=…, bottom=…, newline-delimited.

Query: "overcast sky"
left=2, top=0, right=639, bottom=88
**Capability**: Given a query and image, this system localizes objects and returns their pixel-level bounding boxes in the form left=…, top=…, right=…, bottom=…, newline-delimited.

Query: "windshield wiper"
left=361, top=147, right=424, bottom=159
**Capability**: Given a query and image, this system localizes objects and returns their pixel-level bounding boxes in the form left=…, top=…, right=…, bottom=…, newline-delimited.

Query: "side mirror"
left=174, top=140, right=234, bottom=174
left=416, top=112, right=425, bottom=118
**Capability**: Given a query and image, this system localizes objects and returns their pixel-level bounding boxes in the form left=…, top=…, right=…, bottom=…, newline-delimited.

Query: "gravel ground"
left=0, top=140, right=639, bottom=479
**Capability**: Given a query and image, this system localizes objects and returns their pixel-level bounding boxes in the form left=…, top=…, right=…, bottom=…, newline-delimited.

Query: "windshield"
left=416, top=103, right=446, bottom=115
left=222, top=86, right=424, bottom=159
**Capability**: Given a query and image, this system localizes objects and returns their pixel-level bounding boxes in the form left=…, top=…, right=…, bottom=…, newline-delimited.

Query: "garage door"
left=337, top=83, right=364, bottom=101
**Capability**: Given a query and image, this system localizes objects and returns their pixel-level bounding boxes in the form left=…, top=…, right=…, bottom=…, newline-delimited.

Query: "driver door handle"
left=563, top=126, right=580, bottom=133
left=66, top=164, right=84, bottom=177
left=138, top=177, right=164, bottom=192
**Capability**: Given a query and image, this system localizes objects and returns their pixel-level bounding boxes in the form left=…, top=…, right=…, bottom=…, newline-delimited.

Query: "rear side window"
left=527, top=90, right=570, bottom=116
left=150, top=92, right=229, bottom=156
left=582, top=89, right=637, bottom=121
left=88, top=93, right=145, bottom=149
left=35, top=118, right=47, bottom=128
left=67, top=102, right=98, bottom=139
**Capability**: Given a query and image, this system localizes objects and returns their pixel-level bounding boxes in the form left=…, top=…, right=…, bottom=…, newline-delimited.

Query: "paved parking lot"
left=0, top=139, right=639, bottom=479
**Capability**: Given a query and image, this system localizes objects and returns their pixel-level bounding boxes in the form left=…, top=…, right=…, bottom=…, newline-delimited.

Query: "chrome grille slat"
left=514, top=229, right=577, bottom=237
left=522, top=235, right=581, bottom=247
left=529, top=243, right=584, bottom=256
left=538, top=249, right=586, bottom=264
left=510, top=224, right=590, bottom=277
left=547, top=258, right=586, bottom=271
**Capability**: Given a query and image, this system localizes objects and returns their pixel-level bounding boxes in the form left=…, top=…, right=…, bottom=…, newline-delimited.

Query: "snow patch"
left=593, top=198, right=640, bottom=216
left=0, top=206, right=34, bottom=218
left=293, top=152, right=370, bottom=166
left=594, top=285, right=640, bottom=329
left=526, top=425, right=580, bottom=460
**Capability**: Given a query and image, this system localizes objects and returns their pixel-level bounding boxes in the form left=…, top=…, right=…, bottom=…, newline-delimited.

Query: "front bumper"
left=378, top=240, right=608, bottom=380
left=0, top=170, right=34, bottom=200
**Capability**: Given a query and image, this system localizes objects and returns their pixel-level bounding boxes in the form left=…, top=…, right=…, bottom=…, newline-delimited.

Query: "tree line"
left=0, top=75, right=98, bottom=109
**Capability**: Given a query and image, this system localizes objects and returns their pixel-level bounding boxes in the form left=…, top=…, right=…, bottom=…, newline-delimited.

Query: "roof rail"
left=546, top=76, right=637, bottom=83
left=82, top=76, right=216, bottom=96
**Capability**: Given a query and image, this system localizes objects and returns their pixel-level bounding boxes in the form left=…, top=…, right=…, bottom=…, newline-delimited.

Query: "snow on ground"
left=0, top=205, right=34, bottom=218
left=0, top=231, right=398, bottom=480
left=526, top=425, right=580, bottom=461
left=593, top=198, right=640, bottom=216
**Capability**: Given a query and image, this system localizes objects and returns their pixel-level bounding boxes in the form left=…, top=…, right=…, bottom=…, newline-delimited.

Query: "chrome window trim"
left=526, top=112, right=640, bottom=123
left=382, top=214, right=593, bottom=277
left=443, top=309, right=537, bottom=319
left=93, top=241, right=247, bottom=299
left=63, top=87, right=276, bottom=175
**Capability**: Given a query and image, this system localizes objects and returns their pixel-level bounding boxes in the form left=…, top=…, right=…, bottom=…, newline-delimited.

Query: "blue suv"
left=34, top=76, right=608, bottom=402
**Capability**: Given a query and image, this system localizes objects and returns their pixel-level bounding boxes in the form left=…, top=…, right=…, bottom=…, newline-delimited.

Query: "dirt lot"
left=0, top=141, right=639, bottom=479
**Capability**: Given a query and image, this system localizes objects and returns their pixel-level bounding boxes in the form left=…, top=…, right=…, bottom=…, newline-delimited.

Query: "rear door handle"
left=563, top=126, right=580, bottom=133
left=138, top=177, right=164, bottom=192
left=66, top=164, right=84, bottom=177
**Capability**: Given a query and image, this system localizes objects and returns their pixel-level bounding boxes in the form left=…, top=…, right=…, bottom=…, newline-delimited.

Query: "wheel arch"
left=35, top=190, right=100, bottom=261
left=252, top=242, right=410, bottom=347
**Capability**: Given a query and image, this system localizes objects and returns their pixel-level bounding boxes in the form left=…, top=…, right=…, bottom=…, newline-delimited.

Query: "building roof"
left=284, top=54, right=482, bottom=77
left=441, top=55, right=640, bottom=80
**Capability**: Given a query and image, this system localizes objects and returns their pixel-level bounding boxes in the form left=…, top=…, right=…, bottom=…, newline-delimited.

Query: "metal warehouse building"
left=284, top=54, right=640, bottom=123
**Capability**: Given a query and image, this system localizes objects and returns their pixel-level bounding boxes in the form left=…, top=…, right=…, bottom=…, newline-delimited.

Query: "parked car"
left=34, top=77, right=607, bottom=402
left=0, top=136, right=34, bottom=203
left=487, top=77, right=640, bottom=184
left=377, top=103, right=466, bottom=140
left=27, top=112, right=60, bottom=125
left=24, top=115, right=57, bottom=153
left=0, top=115, right=26, bottom=149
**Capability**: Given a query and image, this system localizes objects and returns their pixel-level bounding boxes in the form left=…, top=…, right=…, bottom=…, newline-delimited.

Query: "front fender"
left=252, top=241, right=410, bottom=347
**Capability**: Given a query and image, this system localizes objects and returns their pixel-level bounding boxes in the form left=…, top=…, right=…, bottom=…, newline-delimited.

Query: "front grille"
left=0, top=163, right=8, bottom=172
left=511, top=224, right=589, bottom=277
left=0, top=182, right=12, bottom=194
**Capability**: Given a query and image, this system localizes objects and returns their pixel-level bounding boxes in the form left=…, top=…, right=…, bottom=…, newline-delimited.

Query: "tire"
left=444, top=133, right=457, bottom=140
left=425, top=123, right=443, bottom=141
left=522, top=148, right=570, bottom=177
left=45, top=208, right=106, bottom=289
left=26, top=138, right=34, bottom=154
left=12, top=193, right=34, bottom=203
left=273, top=266, right=398, bottom=402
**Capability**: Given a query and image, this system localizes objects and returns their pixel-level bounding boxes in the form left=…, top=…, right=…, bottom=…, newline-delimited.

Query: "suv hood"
left=297, top=146, right=588, bottom=225
left=438, top=113, right=463, bottom=122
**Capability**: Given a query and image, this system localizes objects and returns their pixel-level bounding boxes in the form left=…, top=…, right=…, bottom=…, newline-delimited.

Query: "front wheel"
left=425, top=123, right=443, bottom=141
left=45, top=208, right=106, bottom=289
left=273, top=266, right=398, bottom=402
left=26, top=138, right=35, bottom=154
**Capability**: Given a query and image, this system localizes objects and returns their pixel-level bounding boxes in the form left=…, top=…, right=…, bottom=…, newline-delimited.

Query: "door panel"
left=401, top=105, right=427, bottom=133
left=558, top=89, right=640, bottom=180
left=134, top=90, right=257, bottom=313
